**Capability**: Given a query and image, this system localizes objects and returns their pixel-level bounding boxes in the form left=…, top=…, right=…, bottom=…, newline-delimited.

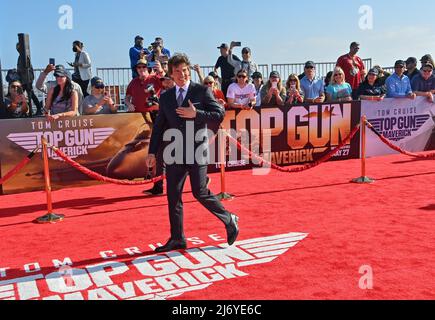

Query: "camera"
left=17, top=87, right=24, bottom=95
left=232, top=41, right=242, bottom=47
left=145, top=84, right=159, bottom=107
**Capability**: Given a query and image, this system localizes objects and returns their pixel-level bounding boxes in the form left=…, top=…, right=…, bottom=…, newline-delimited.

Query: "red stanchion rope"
left=0, top=147, right=39, bottom=185
left=365, top=120, right=435, bottom=159
left=51, top=146, right=165, bottom=185
left=223, top=124, right=361, bottom=173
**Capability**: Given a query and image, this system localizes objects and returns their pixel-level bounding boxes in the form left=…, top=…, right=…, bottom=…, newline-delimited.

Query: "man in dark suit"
left=146, top=53, right=239, bottom=253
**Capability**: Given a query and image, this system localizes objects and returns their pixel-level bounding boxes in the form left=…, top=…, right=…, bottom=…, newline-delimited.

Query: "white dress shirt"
left=175, top=81, right=190, bottom=103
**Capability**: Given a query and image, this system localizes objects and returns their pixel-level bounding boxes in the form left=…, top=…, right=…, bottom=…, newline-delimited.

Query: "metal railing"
left=271, top=59, right=372, bottom=81
left=2, top=59, right=373, bottom=107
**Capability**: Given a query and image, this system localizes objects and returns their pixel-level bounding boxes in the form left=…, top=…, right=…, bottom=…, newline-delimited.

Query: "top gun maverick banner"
left=362, top=97, right=435, bottom=157
left=0, top=102, right=361, bottom=195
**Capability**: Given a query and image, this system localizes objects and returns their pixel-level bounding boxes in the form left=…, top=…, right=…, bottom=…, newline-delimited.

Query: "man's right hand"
left=145, top=154, right=156, bottom=168
left=44, top=64, right=56, bottom=74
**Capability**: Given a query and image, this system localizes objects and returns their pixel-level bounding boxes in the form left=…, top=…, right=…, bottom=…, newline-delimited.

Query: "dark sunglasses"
left=395, top=66, right=405, bottom=69
left=11, top=85, right=22, bottom=89
left=305, top=66, right=315, bottom=69
left=237, top=75, right=247, bottom=79
left=204, top=82, right=214, bottom=85
left=137, top=66, right=147, bottom=69
left=95, top=85, right=105, bottom=89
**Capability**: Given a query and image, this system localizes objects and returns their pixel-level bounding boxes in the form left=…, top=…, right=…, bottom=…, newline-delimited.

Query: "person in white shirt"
left=226, top=69, right=256, bottom=110
left=68, top=40, right=92, bottom=97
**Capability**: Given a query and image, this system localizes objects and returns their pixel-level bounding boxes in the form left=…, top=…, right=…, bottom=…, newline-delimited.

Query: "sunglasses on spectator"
left=305, top=66, right=315, bottom=69
left=395, top=66, right=405, bottom=69
left=289, top=79, right=297, bottom=82
left=237, top=75, right=247, bottom=79
left=137, top=66, right=147, bottom=69
left=334, top=74, right=343, bottom=77
left=204, top=82, right=214, bottom=85
left=11, top=85, right=22, bottom=89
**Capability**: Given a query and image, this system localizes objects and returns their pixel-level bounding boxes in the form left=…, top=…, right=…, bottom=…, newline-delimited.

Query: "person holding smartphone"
left=260, top=71, right=286, bottom=106
left=82, top=77, right=118, bottom=115
left=4, top=80, right=29, bottom=118
left=285, top=74, right=304, bottom=105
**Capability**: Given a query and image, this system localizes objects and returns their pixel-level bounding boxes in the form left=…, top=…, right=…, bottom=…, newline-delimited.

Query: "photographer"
left=82, top=77, right=118, bottom=115
left=260, top=71, right=286, bottom=106
left=147, top=41, right=170, bottom=65
left=36, top=64, right=84, bottom=111
left=227, top=42, right=258, bottom=80
left=108, top=58, right=164, bottom=195
left=4, top=80, right=29, bottom=118
left=285, top=74, right=304, bottom=105
left=129, top=36, right=150, bottom=78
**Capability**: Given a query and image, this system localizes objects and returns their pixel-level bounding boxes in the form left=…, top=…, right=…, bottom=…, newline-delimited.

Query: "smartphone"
left=17, top=87, right=24, bottom=95
left=271, top=82, right=278, bottom=89
left=147, top=61, right=156, bottom=68
left=232, top=41, right=242, bottom=47
left=49, top=58, right=55, bottom=65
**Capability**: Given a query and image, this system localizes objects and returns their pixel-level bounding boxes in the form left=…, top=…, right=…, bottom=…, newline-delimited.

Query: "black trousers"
left=73, top=76, right=90, bottom=97
left=166, top=164, right=232, bottom=240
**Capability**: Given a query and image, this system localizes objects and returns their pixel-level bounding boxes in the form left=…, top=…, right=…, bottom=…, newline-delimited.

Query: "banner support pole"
left=352, top=115, right=375, bottom=184
left=217, top=128, right=234, bottom=201
left=35, top=138, right=65, bottom=223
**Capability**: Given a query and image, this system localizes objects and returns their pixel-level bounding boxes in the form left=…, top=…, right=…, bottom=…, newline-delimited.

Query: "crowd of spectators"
left=2, top=37, right=435, bottom=121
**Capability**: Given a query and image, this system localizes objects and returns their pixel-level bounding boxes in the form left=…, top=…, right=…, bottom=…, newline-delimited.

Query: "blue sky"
left=1, top=0, right=435, bottom=71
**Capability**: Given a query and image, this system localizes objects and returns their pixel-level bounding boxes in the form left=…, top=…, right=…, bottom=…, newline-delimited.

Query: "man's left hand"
left=176, top=100, right=197, bottom=119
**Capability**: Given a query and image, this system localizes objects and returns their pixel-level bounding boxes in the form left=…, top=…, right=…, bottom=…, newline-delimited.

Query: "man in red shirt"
left=107, top=59, right=165, bottom=195
left=336, top=42, right=366, bottom=97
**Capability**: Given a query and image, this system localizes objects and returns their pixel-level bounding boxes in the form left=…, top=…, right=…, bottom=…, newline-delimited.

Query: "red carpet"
left=0, top=153, right=434, bottom=300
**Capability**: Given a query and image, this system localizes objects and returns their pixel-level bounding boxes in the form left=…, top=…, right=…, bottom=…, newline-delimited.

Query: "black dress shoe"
left=226, top=214, right=239, bottom=246
left=155, top=239, right=187, bottom=253
left=143, top=185, right=164, bottom=195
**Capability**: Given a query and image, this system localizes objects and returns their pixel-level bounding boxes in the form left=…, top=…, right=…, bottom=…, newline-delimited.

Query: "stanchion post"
left=217, top=128, right=235, bottom=201
left=35, top=138, right=65, bottom=224
left=352, top=115, right=375, bottom=184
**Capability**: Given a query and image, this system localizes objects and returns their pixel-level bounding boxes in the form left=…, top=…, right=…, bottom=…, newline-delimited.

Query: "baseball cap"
left=159, top=74, right=172, bottom=81
left=305, top=61, right=316, bottom=68
left=394, top=60, right=406, bottom=67
left=252, top=71, right=263, bottom=79
left=420, top=54, right=433, bottom=62
left=91, top=77, right=105, bottom=88
left=367, top=68, right=379, bottom=76
left=135, top=59, right=148, bottom=67
left=208, top=71, right=219, bottom=78
left=269, top=71, right=280, bottom=78
left=242, top=47, right=251, bottom=54
left=217, top=43, right=229, bottom=49
left=406, top=57, right=417, bottom=64
left=54, top=65, right=71, bottom=78
left=135, top=35, right=144, bottom=41
left=422, top=63, right=434, bottom=70
left=350, top=42, right=360, bottom=48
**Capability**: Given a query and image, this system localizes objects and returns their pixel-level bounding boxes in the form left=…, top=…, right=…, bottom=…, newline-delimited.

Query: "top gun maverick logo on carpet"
left=0, top=232, right=307, bottom=300
left=6, top=118, right=115, bottom=160
left=369, top=106, right=431, bottom=142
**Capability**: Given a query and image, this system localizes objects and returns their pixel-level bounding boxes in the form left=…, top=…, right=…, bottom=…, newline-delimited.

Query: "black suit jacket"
left=149, top=81, right=224, bottom=165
